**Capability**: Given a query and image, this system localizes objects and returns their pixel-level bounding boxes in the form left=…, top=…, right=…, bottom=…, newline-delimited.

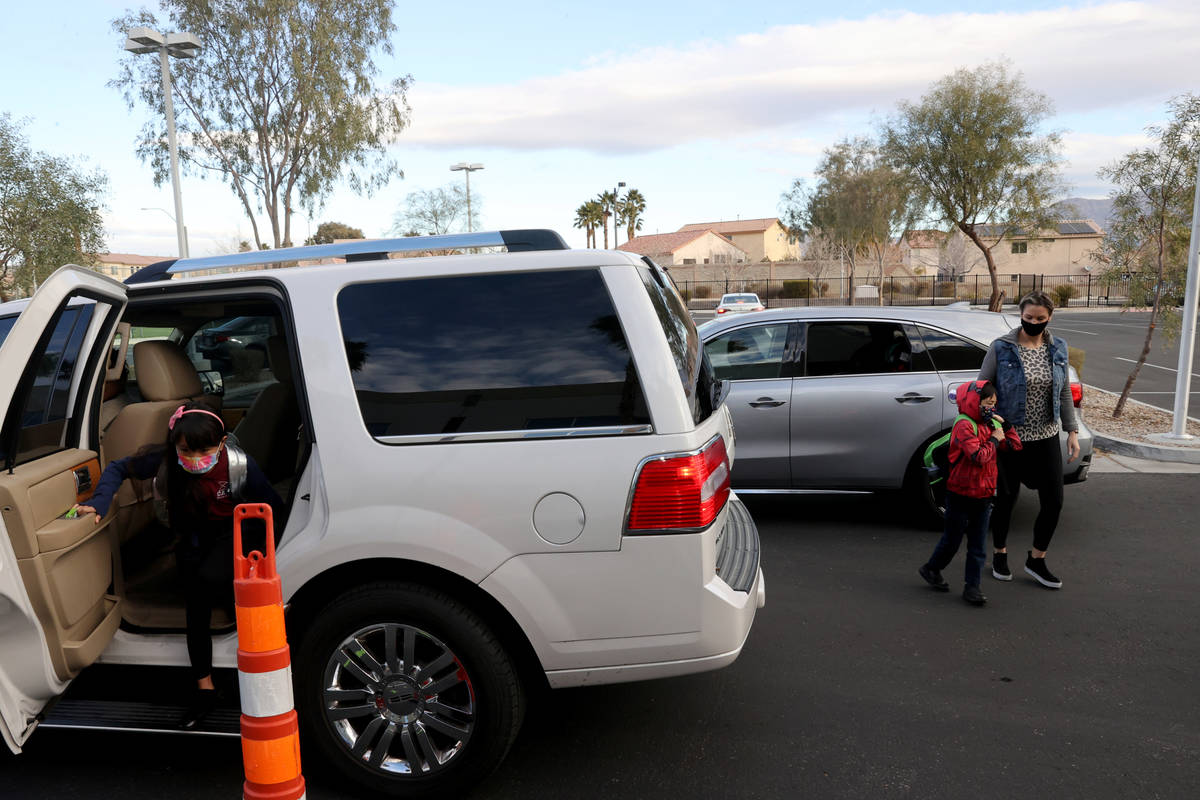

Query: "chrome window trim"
left=622, top=433, right=726, bottom=536
left=376, top=424, right=653, bottom=445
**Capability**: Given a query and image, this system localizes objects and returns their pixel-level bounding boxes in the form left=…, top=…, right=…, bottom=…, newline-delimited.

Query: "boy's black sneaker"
left=919, top=564, right=950, bottom=591
left=991, top=552, right=1013, bottom=581
left=963, top=585, right=987, bottom=605
left=1024, top=552, right=1062, bottom=589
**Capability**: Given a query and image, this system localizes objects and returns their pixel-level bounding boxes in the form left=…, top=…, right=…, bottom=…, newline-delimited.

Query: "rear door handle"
left=749, top=397, right=785, bottom=408
left=895, top=393, right=933, bottom=404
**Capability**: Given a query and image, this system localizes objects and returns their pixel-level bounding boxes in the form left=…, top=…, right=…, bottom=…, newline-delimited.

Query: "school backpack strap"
left=226, top=440, right=249, bottom=501
left=922, top=414, right=979, bottom=484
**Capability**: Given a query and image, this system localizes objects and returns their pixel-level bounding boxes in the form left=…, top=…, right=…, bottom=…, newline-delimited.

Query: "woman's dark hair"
left=1018, top=290, right=1055, bottom=314
left=979, top=382, right=997, bottom=401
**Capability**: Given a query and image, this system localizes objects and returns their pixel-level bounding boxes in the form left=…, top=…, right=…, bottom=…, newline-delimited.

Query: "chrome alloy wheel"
left=323, top=623, right=476, bottom=775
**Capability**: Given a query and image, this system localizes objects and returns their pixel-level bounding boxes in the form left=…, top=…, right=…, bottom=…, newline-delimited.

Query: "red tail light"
left=215, top=334, right=230, bottom=343
left=1070, top=382, right=1083, bottom=407
left=716, top=308, right=727, bottom=314
left=627, top=436, right=731, bottom=532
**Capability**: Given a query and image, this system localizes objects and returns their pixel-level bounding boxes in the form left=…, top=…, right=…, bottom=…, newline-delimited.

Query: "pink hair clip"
left=168, top=405, right=186, bottom=430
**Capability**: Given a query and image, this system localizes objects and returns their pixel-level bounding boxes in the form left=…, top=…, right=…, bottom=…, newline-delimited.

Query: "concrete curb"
left=1092, top=432, right=1200, bottom=464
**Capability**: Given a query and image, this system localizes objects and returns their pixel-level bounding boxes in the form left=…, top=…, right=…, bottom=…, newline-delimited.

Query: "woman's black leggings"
left=177, top=535, right=235, bottom=680
left=991, top=435, right=1064, bottom=553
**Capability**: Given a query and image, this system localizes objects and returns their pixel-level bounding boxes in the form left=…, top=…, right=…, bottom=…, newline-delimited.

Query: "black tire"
left=904, top=449, right=947, bottom=530
left=294, top=581, right=525, bottom=798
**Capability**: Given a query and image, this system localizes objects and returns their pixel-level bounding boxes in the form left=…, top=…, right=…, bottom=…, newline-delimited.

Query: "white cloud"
left=1060, top=131, right=1154, bottom=193
left=401, top=1, right=1199, bottom=154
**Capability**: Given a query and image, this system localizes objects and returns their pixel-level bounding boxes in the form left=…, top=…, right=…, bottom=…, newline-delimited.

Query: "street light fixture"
left=124, top=27, right=201, bottom=259
left=450, top=162, right=484, bottom=232
left=613, top=181, right=626, bottom=247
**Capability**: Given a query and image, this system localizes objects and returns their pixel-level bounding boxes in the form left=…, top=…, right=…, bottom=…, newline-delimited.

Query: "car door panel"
left=0, top=266, right=126, bottom=750
left=791, top=321, right=944, bottom=489
left=703, top=322, right=796, bottom=489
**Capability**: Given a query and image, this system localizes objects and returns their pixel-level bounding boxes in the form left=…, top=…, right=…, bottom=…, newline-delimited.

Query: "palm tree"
left=574, top=203, right=595, bottom=247
left=620, top=188, right=646, bottom=243
left=597, top=191, right=616, bottom=249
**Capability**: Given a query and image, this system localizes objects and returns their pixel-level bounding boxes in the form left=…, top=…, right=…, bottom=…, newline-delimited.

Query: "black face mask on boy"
left=1021, top=319, right=1049, bottom=337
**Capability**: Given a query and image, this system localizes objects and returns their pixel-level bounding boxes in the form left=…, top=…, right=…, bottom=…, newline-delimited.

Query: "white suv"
left=0, top=230, right=763, bottom=797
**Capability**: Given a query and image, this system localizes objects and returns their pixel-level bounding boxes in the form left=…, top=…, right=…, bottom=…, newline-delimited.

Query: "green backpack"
left=923, top=414, right=1001, bottom=485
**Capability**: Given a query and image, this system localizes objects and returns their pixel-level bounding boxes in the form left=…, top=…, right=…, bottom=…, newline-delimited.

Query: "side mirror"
left=198, top=370, right=224, bottom=395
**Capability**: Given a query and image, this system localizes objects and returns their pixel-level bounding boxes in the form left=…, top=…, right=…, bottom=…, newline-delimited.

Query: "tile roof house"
left=94, top=253, right=173, bottom=281
left=899, top=229, right=946, bottom=275
left=618, top=229, right=749, bottom=267
left=677, top=218, right=800, bottom=262
left=959, top=219, right=1106, bottom=278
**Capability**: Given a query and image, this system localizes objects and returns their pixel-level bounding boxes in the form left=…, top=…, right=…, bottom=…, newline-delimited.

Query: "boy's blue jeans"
left=925, top=491, right=992, bottom=587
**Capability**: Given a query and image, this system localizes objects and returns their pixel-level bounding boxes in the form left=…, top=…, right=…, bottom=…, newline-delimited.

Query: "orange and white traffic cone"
left=233, top=503, right=305, bottom=800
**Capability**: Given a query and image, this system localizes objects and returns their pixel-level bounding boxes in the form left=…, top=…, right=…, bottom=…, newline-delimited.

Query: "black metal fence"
left=677, top=274, right=1135, bottom=310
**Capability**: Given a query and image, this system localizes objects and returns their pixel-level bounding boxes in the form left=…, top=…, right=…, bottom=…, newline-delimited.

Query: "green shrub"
left=1052, top=284, right=1079, bottom=307
left=781, top=280, right=814, bottom=299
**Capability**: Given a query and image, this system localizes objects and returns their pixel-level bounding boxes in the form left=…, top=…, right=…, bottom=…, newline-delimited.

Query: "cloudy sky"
left=4, top=0, right=1198, bottom=259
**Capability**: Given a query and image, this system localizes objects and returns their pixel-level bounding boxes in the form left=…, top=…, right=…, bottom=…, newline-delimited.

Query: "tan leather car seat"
left=233, top=336, right=300, bottom=483
left=103, top=341, right=210, bottom=541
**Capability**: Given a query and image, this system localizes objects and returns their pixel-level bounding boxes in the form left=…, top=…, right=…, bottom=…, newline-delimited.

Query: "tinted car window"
left=3, top=303, right=95, bottom=464
left=916, top=325, right=988, bottom=372
left=0, top=314, right=16, bottom=349
left=638, top=263, right=721, bottom=424
left=804, top=321, right=918, bottom=377
left=704, top=324, right=790, bottom=381
left=339, top=270, right=650, bottom=438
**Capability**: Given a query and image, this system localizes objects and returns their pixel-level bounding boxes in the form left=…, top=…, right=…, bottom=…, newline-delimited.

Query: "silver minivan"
left=699, top=306, right=1092, bottom=519
left=0, top=232, right=763, bottom=798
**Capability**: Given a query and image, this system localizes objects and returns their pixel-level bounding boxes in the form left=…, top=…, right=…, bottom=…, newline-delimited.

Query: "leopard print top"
left=1015, top=341, right=1059, bottom=442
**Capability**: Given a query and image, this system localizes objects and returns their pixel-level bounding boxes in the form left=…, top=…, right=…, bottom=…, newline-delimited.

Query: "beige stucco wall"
left=726, top=221, right=801, bottom=262
left=662, top=231, right=748, bottom=268
left=920, top=229, right=1104, bottom=279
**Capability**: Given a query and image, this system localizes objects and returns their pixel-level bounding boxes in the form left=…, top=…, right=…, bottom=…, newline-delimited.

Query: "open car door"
left=0, top=266, right=127, bottom=752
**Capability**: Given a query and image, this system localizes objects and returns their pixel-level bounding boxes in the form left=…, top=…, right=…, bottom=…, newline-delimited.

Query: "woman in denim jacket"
left=978, top=291, right=1080, bottom=589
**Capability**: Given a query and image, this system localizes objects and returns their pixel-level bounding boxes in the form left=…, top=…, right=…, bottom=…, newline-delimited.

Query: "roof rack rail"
left=124, top=229, right=568, bottom=284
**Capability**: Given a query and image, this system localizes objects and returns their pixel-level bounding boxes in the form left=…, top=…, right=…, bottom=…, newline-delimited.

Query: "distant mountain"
left=1053, top=197, right=1115, bottom=231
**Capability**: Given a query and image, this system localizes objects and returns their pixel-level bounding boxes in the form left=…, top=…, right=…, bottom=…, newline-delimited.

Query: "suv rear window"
left=638, top=262, right=721, bottom=423
left=338, top=270, right=650, bottom=439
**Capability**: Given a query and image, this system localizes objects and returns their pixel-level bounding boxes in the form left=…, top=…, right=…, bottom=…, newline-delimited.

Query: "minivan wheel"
left=294, top=582, right=525, bottom=798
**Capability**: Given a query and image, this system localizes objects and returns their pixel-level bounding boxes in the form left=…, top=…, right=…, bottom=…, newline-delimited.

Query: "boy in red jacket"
left=919, top=380, right=1022, bottom=605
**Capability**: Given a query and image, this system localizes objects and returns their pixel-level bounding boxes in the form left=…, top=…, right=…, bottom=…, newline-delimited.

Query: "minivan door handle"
left=895, top=393, right=933, bottom=404
left=749, top=397, right=786, bottom=408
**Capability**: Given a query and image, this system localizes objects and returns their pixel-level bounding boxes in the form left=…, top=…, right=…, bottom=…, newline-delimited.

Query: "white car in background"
left=715, top=293, right=765, bottom=315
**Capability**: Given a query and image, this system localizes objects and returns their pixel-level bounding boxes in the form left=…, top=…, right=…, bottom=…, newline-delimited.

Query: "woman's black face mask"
left=1022, top=319, right=1049, bottom=337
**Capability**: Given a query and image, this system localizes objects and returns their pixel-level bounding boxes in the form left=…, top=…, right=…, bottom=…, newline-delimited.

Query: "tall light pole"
left=124, top=27, right=201, bottom=259
left=450, top=162, right=484, bottom=232
left=140, top=207, right=188, bottom=252
left=613, top=181, right=626, bottom=247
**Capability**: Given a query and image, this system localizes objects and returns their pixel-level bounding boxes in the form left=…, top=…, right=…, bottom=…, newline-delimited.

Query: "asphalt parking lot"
left=5, top=473, right=1197, bottom=799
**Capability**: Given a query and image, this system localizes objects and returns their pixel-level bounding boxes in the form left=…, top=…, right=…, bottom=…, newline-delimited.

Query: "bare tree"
left=880, top=61, right=1065, bottom=311
left=391, top=184, right=479, bottom=236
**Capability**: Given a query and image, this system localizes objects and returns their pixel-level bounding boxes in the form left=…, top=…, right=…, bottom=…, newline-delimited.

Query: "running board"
left=40, top=698, right=240, bottom=737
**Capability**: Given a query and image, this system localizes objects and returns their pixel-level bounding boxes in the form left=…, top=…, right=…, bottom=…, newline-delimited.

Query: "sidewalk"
left=1088, top=448, right=1200, bottom=474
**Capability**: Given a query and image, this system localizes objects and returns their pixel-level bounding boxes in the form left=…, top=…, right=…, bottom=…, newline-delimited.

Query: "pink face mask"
left=178, top=444, right=222, bottom=475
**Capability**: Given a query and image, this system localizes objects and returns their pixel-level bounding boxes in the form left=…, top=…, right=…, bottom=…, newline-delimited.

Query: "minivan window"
left=637, top=262, right=721, bottom=423
left=338, top=270, right=651, bottom=439
left=916, top=325, right=988, bottom=372
left=804, top=321, right=920, bottom=376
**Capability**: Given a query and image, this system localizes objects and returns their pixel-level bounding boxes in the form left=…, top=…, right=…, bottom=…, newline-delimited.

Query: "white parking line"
left=1114, top=357, right=1200, bottom=378
left=1051, top=326, right=1099, bottom=336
